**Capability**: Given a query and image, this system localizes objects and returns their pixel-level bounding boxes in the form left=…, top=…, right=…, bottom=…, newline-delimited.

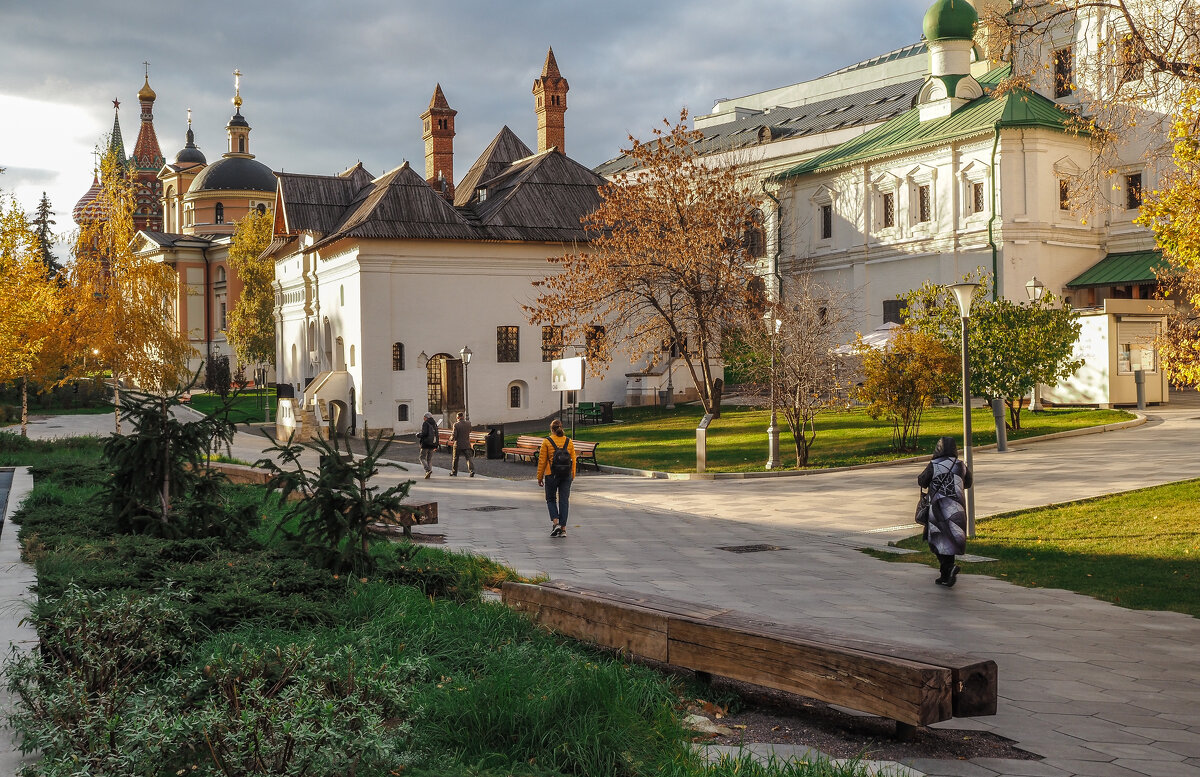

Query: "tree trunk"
left=160, top=396, right=170, bottom=524
left=113, top=374, right=122, bottom=435
left=20, top=376, right=28, bottom=438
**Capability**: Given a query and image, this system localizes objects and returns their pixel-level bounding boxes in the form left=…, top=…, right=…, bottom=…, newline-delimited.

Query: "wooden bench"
left=370, top=500, right=438, bottom=539
left=436, top=427, right=487, bottom=455
left=502, top=581, right=997, bottom=737
left=501, top=435, right=601, bottom=471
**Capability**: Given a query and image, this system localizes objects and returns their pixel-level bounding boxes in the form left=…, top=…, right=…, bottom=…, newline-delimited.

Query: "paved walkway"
left=12, top=401, right=1200, bottom=776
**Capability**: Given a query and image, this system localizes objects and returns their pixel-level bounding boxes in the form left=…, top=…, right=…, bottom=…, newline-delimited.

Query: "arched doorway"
left=323, top=319, right=333, bottom=369
left=327, top=399, right=350, bottom=436
left=426, top=353, right=464, bottom=416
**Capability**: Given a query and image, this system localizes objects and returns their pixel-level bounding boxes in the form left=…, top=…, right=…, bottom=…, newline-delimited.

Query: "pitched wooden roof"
left=454, top=126, right=533, bottom=207
left=470, top=150, right=604, bottom=242
left=275, top=130, right=603, bottom=251
left=310, top=162, right=478, bottom=249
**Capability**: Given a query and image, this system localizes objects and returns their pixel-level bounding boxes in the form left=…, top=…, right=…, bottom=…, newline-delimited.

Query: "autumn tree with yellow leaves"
left=69, top=149, right=193, bottom=431
left=226, top=209, right=276, bottom=371
left=527, top=111, right=761, bottom=418
left=0, top=194, right=60, bottom=435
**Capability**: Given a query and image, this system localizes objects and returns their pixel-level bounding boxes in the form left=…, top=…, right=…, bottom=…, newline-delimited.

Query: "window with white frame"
left=959, top=161, right=989, bottom=219
left=906, top=166, right=936, bottom=227
left=811, top=186, right=836, bottom=243
left=1124, top=172, right=1143, bottom=211
left=870, top=173, right=899, bottom=233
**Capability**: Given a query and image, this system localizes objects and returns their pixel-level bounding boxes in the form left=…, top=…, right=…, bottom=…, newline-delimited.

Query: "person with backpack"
left=917, top=436, right=973, bottom=587
left=537, top=418, right=577, bottom=538
left=418, top=412, right=440, bottom=479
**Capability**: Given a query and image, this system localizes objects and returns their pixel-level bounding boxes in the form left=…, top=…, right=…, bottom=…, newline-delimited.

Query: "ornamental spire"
left=233, top=68, right=243, bottom=110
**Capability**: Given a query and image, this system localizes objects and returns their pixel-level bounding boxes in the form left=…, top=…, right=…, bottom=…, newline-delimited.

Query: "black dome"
left=228, top=111, right=249, bottom=128
left=174, top=146, right=207, bottom=165
left=189, top=156, right=276, bottom=193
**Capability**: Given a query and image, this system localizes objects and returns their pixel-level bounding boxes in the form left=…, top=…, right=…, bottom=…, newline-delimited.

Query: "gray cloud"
left=2, top=0, right=932, bottom=210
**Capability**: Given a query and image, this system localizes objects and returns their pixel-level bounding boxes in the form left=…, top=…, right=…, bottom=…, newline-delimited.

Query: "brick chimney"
left=421, top=83, right=456, bottom=201
left=532, top=47, right=568, bottom=155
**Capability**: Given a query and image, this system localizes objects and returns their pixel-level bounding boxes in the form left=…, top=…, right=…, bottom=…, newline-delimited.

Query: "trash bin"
left=598, top=401, right=614, bottom=424
left=486, top=425, right=505, bottom=459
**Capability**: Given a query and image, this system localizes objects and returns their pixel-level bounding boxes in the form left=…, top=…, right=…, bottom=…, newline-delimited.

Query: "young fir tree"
left=32, top=192, right=60, bottom=278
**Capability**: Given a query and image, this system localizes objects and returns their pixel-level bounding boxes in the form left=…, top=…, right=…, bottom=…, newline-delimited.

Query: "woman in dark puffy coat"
left=917, top=436, right=973, bottom=587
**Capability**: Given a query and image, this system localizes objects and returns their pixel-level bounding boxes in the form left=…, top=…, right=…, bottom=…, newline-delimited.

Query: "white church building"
left=598, top=0, right=1172, bottom=402
left=270, top=51, right=671, bottom=436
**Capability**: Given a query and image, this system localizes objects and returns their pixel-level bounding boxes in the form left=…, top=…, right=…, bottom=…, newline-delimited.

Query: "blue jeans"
left=544, top=475, right=572, bottom=526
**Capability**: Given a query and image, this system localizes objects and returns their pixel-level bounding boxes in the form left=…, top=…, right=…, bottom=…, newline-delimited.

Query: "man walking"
left=418, top=412, right=439, bottom=479
left=450, top=411, right=475, bottom=477
left=537, top=418, right=576, bottom=537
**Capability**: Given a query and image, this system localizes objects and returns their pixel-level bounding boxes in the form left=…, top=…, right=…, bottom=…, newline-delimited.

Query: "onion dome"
left=173, top=123, right=207, bottom=166
left=137, top=76, right=156, bottom=102
left=72, top=173, right=105, bottom=225
left=923, top=0, right=978, bottom=42
left=188, top=156, right=275, bottom=193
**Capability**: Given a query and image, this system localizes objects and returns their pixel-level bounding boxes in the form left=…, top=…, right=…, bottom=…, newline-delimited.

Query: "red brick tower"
left=421, top=84, right=456, bottom=201
left=532, top=47, right=568, bottom=155
left=130, top=64, right=165, bottom=231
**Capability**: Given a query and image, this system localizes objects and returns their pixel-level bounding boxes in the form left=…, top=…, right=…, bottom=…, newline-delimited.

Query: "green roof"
left=923, top=0, right=977, bottom=42
left=1066, top=250, right=1167, bottom=289
left=774, top=66, right=1087, bottom=180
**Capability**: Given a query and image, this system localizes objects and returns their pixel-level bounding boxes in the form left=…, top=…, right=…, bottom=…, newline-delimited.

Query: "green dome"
left=923, top=0, right=978, bottom=41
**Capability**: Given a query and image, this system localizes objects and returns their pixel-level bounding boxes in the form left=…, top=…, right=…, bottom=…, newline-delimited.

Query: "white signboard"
left=550, top=356, right=584, bottom=392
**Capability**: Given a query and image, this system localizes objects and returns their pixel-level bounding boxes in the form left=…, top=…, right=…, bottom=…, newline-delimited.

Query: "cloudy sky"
left=0, top=0, right=931, bottom=244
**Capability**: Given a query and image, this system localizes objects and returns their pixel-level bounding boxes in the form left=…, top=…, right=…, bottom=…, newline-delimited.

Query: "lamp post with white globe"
left=1025, top=277, right=1046, bottom=412
left=460, top=346, right=473, bottom=421
left=947, top=282, right=979, bottom=537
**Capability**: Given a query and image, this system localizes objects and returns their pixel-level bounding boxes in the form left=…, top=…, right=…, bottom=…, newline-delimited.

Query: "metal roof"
left=594, top=78, right=924, bottom=177
left=773, top=66, right=1085, bottom=180
left=1067, top=250, right=1166, bottom=289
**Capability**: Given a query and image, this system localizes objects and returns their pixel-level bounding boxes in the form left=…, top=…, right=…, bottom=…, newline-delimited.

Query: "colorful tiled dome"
left=72, top=173, right=105, bottom=225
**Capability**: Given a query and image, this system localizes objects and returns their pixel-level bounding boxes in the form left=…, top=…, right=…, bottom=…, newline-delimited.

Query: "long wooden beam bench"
left=501, top=581, right=997, bottom=737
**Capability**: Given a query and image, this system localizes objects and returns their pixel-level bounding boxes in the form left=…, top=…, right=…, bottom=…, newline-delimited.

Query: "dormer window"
left=477, top=187, right=487, bottom=202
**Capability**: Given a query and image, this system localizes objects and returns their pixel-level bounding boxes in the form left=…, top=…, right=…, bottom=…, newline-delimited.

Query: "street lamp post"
left=1025, top=277, right=1046, bottom=412
left=947, top=282, right=979, bottom=538
left=459, top=345, right=472, bottom=421
left=764, top=310, right=782, bottom=469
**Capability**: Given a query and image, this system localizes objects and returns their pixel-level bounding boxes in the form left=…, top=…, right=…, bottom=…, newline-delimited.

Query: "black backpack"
left=547, top=436, right=572, bottom=479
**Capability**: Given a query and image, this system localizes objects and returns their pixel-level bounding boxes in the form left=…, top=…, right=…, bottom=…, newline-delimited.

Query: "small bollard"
left=990, top=397, right=1008, bottom=453
left=1134, top=368, right=1146, bottom=411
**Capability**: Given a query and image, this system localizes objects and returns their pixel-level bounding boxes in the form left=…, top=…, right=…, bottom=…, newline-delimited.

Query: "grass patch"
left=188, top=388, right=277, bottom=423
left=865, top=479, right=1200, bottom=618
left=4, top=435, right=868, bottom=776
left=557, top=404, right=1131, bottom=473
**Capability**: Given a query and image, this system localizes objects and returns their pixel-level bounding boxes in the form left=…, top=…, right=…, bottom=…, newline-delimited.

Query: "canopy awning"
left=1066, top=250, right=1166, bottom=289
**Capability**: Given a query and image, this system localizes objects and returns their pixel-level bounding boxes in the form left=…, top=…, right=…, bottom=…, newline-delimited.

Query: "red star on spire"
left=112, top=98, right=120, bottom=109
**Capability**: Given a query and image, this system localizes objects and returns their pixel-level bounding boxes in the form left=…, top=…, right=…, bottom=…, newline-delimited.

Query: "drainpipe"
left=986, top=122, right=1001, bottom=301
left=760, top=179, right=784, bottom=306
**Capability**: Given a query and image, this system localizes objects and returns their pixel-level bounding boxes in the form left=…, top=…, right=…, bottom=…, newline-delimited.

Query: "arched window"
left=256, top=203, right=267, bottom=215
left=349, top=345, right=356, bottom=367
left=340, top=285, right=344, bottom=306
left=507, top=380, right=528, bottom=409
left=216, top=266, right=227, bottom=282
left=290, top=344, right=297, bottom=372
left=392, top=342, right=405, bottom=371
left=239, top=137, right=246, bottom=153
left=397, top=404, right=409, bottom=422
left=214, top=202, right=225, bottom=225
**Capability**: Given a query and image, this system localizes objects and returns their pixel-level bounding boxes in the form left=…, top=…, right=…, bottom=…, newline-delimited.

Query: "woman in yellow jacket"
left=537, top=419, right=577, bottom=538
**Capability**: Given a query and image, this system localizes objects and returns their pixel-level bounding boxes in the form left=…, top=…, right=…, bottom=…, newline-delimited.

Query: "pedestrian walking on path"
left=537, top=419, right=576, bottom=538
left=418, top=412, right=439, bottom=479
left=916, top=435, right=972, bottom=587
left=449, top=412, right=475, bottom=477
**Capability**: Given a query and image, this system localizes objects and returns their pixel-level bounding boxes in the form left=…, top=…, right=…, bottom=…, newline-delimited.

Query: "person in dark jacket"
left=418, top=412, right=439, bottom=479
left=449, top=411, right=475, bottom=477
left=917, top=436, right=973, bottom=587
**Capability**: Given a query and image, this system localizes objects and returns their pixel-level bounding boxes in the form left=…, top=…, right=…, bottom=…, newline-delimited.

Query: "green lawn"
left=0, top=432, right=874, bottom=776
left=556, top=404, right=1132, bottom=473
left=188, top=388, right=276, bottom=423
left=866, top=479, right=1200, bottom=618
